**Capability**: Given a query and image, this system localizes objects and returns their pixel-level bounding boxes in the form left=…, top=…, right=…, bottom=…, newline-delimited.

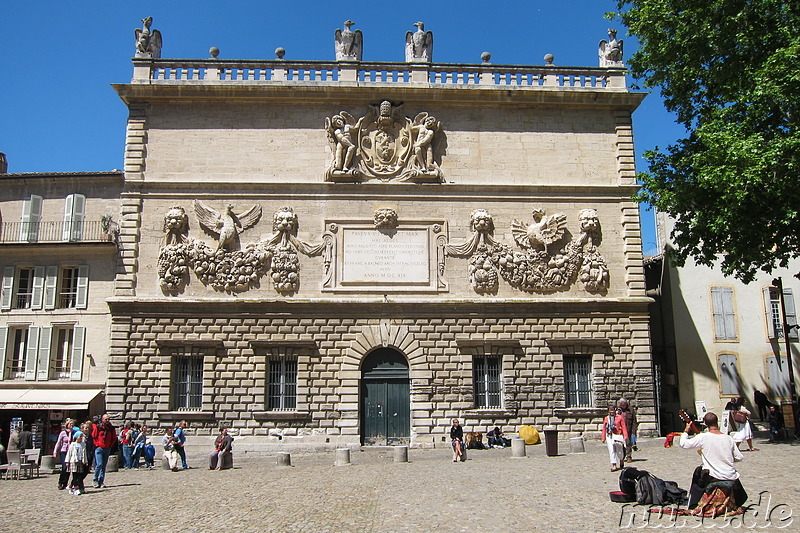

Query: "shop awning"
left=0, top=389, right=103, bottom=410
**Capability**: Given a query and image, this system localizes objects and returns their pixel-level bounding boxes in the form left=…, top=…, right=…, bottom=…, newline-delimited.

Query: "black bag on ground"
left=635, top=473, right=687, bottom=505
left=619, top=467, right=649, bottom=496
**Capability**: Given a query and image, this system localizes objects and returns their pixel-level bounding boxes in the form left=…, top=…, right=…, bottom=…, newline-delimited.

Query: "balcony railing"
left=0, top=220, right=117, bottom=244
left=133, top=59, right=627, bottom=91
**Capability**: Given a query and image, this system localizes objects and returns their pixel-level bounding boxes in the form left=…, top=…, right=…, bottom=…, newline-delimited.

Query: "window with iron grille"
left=7, top=328, right=28, bottom=380
left=171, top=350, right=203, bottom=411
left=473, top=355, right=502, bottom=408
left=51, top=328, right=73, bottom=380
left=59, top=268, right=79, bottom=308
left=14, top=268, right=34, bottom=309
left=268, top=357, right=297, bottom=410
left=765, top=287, right=798, bottom=340
left=564, top=355, right=593, bottom=408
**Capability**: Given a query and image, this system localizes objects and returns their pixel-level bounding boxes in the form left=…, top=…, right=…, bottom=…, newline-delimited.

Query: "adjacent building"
left=0, top=170, right=122, bottom=448
left=647, top=212, right=799, bottom=433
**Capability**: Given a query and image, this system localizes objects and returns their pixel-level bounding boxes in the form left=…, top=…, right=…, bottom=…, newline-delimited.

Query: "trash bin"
left=543, top=425, right=558, bottom=456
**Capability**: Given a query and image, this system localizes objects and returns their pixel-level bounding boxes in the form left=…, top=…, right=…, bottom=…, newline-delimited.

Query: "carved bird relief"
left=511, top=208, right=567, bottom=251
left=405, top=22, right=433, bottom=62
left=193, top=201, right=262, bottom=251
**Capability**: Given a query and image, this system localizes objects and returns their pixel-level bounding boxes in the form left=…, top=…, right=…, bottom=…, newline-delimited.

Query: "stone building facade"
left=105, top=21, right=653, bottom=447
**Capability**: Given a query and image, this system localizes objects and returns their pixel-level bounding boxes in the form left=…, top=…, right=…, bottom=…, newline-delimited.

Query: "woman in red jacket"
left=91, top=414, right=117, bottom=489
left=601, top=405, right=629, bottom=472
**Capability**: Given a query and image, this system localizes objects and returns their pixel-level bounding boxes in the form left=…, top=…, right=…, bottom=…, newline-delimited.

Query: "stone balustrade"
left=133, top=59, right=626, bottom=90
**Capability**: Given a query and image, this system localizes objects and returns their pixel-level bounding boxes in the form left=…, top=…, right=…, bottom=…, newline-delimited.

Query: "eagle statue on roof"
left=405, top=21, right=433, bottom=63
left=334, top=20, right=363, bottom=62
left=134, top=16, right=162, bottom=59
left=193, top=201, right=262, bottom=251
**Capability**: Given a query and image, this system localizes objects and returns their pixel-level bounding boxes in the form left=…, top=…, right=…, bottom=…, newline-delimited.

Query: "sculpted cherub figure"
left=325, top=112, right=358, bottom=174
left=412, top=113, right=439, bottom=171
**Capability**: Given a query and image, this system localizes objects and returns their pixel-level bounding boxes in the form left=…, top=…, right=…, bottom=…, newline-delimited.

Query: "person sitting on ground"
left=766, top=404, right=785, bottom=442
left=450, top=419, right=464, bottom=462
left=679, top=412, right=747, bottom=513
left=208, top=427, right=234, bottom=470
left=486, top=427, right=510, bottom=448
left=162, top=428, right=180, bottom=472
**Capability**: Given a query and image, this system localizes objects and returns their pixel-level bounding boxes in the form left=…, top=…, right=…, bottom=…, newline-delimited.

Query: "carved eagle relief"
left=511, top=208, right=568, bottom=251
left=193, top=201, right=262, bottom=251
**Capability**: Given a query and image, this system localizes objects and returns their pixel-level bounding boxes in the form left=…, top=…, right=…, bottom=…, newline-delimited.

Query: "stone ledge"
left=553, top=408, right=606, bottom=418
left=461, top=410, right=516, bottom=419
left=252, top=411, right=312, bottom=421
left=157, top=411, right=216, bottom=421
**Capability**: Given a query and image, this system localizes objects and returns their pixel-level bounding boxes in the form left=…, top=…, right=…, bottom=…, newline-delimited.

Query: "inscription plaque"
left=342, top=228, right=430, bottom=284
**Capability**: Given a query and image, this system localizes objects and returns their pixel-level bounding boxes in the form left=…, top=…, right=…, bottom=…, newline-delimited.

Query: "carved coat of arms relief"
left=325, top=101, right=444, bottom=183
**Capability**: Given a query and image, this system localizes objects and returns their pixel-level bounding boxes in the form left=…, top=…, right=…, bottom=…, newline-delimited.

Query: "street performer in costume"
left=679, top=412, right=747, bottom=515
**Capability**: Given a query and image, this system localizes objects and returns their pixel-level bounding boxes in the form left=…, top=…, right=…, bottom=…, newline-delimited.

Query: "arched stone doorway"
left=361, top=348, right=410, bottom=445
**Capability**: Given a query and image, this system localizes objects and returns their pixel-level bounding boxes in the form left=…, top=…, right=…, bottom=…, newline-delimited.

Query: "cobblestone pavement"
left=3, top=433, right=799, bottom=532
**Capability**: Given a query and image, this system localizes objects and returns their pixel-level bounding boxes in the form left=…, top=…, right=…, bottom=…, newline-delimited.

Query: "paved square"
left=5, top=435, right=798, bottom=532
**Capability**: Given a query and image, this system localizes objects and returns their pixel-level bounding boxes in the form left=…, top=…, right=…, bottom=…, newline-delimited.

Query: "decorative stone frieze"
left=325, top=102, right=444, bottom=183
left=157, top=205, right=326, bottom=294
left=446, top=208, right=610, bottom=293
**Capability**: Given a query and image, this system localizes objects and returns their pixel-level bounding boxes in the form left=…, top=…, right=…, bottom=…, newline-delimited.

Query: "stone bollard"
left=276, top=452, right=292, bottom=467
left=40, top=455, right=57, bottom=474
left=335, top=448, right=351, bottom=467
left=393, top=446, right=409, bottom=463
left=569, top=437, right=586, bottom=454
left=511, top=437, right=526, bottom=458
left=107, top=454, right=119, bottom=472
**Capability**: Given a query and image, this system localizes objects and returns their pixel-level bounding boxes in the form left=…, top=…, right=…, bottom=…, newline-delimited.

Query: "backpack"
left=619, top=467, right=649, bottom=496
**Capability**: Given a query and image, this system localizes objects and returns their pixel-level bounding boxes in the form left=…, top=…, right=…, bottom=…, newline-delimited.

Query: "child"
left=65, top=429, right=88, bottom=495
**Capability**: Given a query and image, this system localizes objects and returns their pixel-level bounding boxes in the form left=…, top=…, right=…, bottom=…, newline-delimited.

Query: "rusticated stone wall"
left=107, top=302, right=654, bottom=444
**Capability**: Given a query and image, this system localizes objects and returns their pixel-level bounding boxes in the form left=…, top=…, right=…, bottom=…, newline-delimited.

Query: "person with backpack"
left=173, top=420, right=188, bottom=469
left=120, top=422, right=135, bottom=469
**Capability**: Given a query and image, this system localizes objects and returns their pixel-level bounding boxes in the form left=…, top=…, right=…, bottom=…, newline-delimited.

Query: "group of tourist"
left=47, top=416, right=236, bottom=494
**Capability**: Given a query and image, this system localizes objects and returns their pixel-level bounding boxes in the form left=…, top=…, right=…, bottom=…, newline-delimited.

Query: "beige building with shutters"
left=647, top=212, right=799, bottom=432
left=0, top=171, right=121, bottom=449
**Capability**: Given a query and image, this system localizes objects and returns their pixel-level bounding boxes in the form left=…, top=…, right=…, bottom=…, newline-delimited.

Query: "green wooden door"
left=361, top=349, right=410, bottom=445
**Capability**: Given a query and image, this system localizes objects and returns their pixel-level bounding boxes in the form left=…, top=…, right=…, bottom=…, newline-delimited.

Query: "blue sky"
left=2, top=1, right=684, bottom=254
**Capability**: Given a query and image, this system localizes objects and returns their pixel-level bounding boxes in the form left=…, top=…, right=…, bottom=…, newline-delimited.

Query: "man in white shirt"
left=680, top=412, right=748, bottom=508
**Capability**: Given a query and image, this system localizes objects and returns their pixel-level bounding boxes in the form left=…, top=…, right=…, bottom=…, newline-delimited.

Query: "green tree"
left=612, top=1, right=800, bottom=282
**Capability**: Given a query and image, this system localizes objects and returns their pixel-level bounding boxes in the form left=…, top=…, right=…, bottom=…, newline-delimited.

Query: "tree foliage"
left=612, top=1, right=800, bottom=282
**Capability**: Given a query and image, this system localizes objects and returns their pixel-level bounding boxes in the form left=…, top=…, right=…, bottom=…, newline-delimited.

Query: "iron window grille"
left=473, top=354, right=502, bottom=408
left=268, top=357, right=298, bottom=411
left=171, top=350, right=204, bottom=410
left=564, top=355, right=593, bottom=408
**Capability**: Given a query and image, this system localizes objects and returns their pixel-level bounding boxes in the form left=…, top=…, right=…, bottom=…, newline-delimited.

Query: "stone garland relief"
left=445, top=208, right=609, bottom=294
left=324, top=101, right=444, bottom=183
left=157, top=205, right=327, bottom=294
left=157, top=204, right=608, bottom=295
